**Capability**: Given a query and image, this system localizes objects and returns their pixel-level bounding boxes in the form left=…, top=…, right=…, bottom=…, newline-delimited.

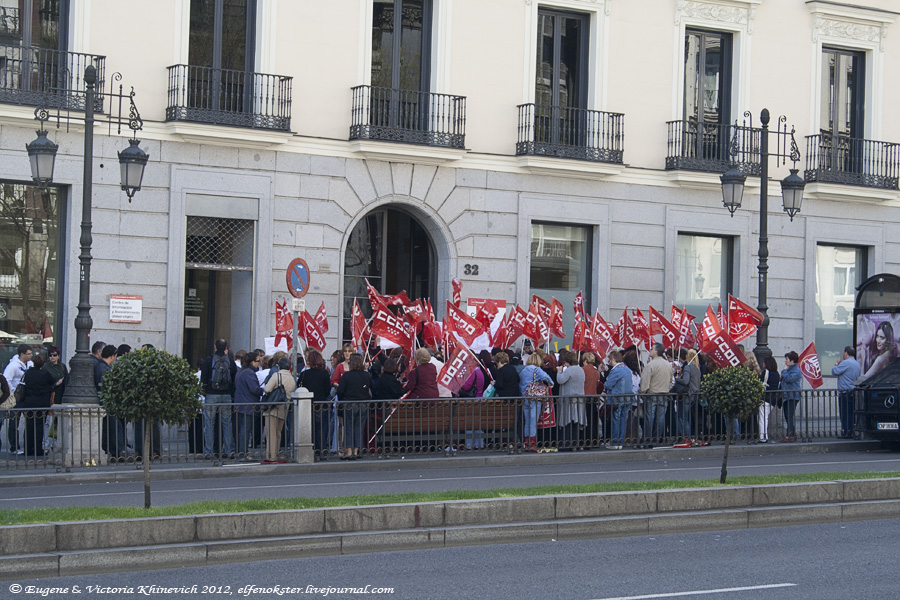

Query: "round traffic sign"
left=286, top=258, right=311, bottom=298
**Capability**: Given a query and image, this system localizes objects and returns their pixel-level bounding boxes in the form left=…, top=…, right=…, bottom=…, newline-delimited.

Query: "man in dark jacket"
left=200, top=338, right=237, bottom=458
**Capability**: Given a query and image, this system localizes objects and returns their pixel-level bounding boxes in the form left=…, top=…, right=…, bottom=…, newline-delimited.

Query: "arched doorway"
left=342, top=207, right=436, bottom=342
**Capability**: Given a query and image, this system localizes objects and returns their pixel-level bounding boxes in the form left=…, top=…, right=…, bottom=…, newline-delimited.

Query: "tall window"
left=816, top=244, right=867, bottom=374
left=371, top=0, right=431, bottom=92
left=682, top=29, right=732, bottom=161
left=0, top=0, right=67, bottom=50
left=530, top=223, right=592, bottom=342
left=0, top=181, right=64, bottom=367
left=819, top=47, right=865, bottom=173
left=675, top=234, right=733, bottom=322
left=189, top=0, right=255, bottom=73
left=535, top=9, right=587, bottom=111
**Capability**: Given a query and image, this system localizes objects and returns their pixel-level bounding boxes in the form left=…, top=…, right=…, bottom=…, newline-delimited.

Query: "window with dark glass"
left=818, top=47, right=865, bottom=173
left=675, top=234, right=733, bottom=322
left=682, top=29, right=732, bottom=161
left=372, top=0, right=431, bottom=93
left=0, top=181, right=64, bottom=367
left=816, top=244, right=867, bottom=374
left=0, top=0, right=67, bottom=50
left=530, top=222, right=592, bottom=341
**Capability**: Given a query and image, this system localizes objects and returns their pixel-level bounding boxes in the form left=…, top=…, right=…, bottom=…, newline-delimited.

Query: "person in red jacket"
left=404, top=348, right=439, bottom=399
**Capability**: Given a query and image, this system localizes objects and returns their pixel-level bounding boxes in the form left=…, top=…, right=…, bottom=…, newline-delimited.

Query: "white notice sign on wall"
left=109, top=295, right=143, bottom=323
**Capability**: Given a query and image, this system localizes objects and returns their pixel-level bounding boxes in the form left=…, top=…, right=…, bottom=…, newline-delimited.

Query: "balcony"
left=516, top=104, right=624, bottom=164
left=0, top=44, right=106, bottom=111
left=805, top=133, right=900, bottom=190
left=165, top=65, right=292, bottom=131
left=666, top=120, right=761, bottom=175
left=349, top=85, right=466, bottom=149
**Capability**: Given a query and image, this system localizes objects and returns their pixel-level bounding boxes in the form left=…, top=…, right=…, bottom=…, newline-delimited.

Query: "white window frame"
left=522, top=0, right=610, bottom=111
left=671, top=0, right=761, bottom=124
left=806, top=1, right=896, bottom=142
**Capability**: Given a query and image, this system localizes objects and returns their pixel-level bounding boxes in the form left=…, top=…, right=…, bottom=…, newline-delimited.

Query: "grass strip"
left=2, top=470, right=899, bottom=527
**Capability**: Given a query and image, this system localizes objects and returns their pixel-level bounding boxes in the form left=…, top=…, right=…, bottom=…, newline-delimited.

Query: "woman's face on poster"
left=877, top=328, right=887, bottom=352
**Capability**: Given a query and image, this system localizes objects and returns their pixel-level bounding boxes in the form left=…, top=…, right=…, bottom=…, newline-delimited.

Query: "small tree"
left=99, top=348, right=203, bottom=507
left=701, top=366, right=765, bottom=483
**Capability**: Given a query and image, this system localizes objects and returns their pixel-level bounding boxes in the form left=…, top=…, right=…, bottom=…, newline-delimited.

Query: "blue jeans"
left=236, top=412, right=255, bottom=456
left=677, top=396, right=695, bottom=438
left=838, top=391, right=855, bottom=435
left=203, top=394, right=234, bottom=456
left=523, top=399, right=540, bottom=439
left=611, top=403, right=631, bottom=447
left=644, top=399, right=667, bottom=445
left=783, top=398, right=798, bottom=437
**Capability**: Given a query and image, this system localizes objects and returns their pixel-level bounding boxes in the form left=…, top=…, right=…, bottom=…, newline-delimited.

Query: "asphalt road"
left=4, top=518, right=896, bottom=600
left=2, top=449, right=899, bottom=509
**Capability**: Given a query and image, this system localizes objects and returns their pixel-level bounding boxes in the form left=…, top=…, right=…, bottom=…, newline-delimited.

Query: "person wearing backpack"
left=200, top=338, right=237, bottom=458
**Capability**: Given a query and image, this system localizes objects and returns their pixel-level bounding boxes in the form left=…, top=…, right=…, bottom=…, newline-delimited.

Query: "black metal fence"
left=516, top=103, right=624, bottom=163
left=665, top=120, right=761, bottom=175
left=166, top=64, right=293, bottom=131
left=349, top=85, right=466, bottom=148
left=312, top=388, right=858, bottom=459
left=0, top=44, right=105, bottom=110
left=805, top=133, right=900, bottom=190
left=0, top=402, right=293, bottom=470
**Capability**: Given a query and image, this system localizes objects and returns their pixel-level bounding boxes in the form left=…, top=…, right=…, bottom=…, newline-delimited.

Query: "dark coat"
left=201, top=352, right=238, bottom=396
left=20, top=367, right=55, bottom=409
left=494, top=363, right=521, bottom=397
left=404, top=363, right=439, bottom=399
left=374, top=372, right=405, bottom=401
left=299, top=368, right=331, bottom=403
left=336, top=370, right=374, bottom=402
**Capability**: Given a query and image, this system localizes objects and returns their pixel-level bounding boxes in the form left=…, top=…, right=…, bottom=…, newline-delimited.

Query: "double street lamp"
left=720, top=108, right=806, bottom=364
left=25, top=64, right=150, bottom=405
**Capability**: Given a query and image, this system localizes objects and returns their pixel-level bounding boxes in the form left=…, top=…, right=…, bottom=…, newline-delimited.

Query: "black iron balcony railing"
left=516, top=103, right=624, bottom=164
left=804, top=133, right=900, bottom=190
left=349, top=85, right=466, bottom=148
left=666, top=119, right=761, bottom=175
left=0, top=44, right=105, bottom=110
left=166, top=64, right=292, bottom=131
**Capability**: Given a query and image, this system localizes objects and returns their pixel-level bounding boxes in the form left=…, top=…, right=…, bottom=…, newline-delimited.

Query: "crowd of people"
left=0, top=334, right=849, bottom=461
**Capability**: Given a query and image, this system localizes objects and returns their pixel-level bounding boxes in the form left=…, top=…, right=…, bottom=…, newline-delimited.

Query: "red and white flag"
left=451, top=278, right=463, bottom=308
left=632, top=308, right=651, bottom=351
left=649, top=306, right=679, bottom=349
left=728, top=294, right=764, bottom=344
left=365, top=278, right=411, bottom=310
left=446, top=301, right=485, bottom=346
left=591, top=313, right=617, bottom=358
left=491, top=311, right=510, bottom=348
left=798, top=342, right=824, bottom=389
left=314, top=301, right=328, bottom=334
left=671, top=305, right=696, bottom=348
left=531, top=295, right=551, bottom=325
left=350, top=299, right=370, bottom=349
left=300, top=311, right=326, bottom=351
left=472, top=299, right=502, bottom=331
left=574, top=291, right=586, bottom=319
left=504, top=305, right=528, bottom=347
left=437, top=345, right=480, bottom=395
left=275, top=298, right=293, bottom=351
left=524, top=302, right=549, bottom=346
left=573, top=311, right=592, bottom=353
left=549, top=297, right=565, bottom=339
left=716, top=303, right=727, bottom=329
left=699, top=306, right=745, bottom=368
left=442, top=316, right=458, bottom=357
left=616, top=308, right=635, bottom=349
left=371, top=301, right=415, bottom=349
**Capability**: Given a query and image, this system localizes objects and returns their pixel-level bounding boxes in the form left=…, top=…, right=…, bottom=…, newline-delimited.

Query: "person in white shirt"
left=3, top=344, right=33, bottom=454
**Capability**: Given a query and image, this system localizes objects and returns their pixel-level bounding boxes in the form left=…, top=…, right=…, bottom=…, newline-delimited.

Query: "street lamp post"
left=26, top=65, right=149, bottom=405
left=720, top=109, right=805, bottom=365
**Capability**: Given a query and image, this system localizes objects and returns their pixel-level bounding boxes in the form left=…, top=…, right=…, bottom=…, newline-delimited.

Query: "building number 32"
left=464, top=264, right=479, bottom=276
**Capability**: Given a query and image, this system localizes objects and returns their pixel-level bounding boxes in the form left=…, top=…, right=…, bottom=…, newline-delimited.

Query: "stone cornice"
left=675, top=0, right=762, bottom=33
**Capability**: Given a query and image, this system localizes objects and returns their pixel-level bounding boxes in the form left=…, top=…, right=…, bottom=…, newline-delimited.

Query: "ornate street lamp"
left=25, top=129, right=58, bottom=187
left=720, top=109, right=806, bottom=363
left=118, top=138, right=150, bottom=201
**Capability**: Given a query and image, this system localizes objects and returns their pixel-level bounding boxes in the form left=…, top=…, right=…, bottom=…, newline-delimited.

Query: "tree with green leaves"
left=701, top=365, right=765, bottom=483
left=98, top=348, right=203, bottom=507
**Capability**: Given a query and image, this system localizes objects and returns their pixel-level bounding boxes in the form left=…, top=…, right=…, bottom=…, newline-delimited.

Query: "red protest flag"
left=314, top=301, right=328, bottom=334
left=699, top=306, right=745, bottom=368
left=574, top=291, right=586, bottom=318
left=371, top=301, right=415, bottom=349
left=504, top=305, right=528, bottom=347
left=632, top=308, right=651, bottom=351
left=615, top=308, right=635, bottom=349
left=437, top=345, right=481, bottom=395
left=350, top=299, right=371, bottom=349
left=572, top=311, right=589, bottom=352
left=274, top=298, right=293, bottom=351
left=446, top=301, right=485, bottom=346
left=798, top=342, right=824, bottom=389
left=649, top=306, right=679, bottom=349
left=365, top=279, right=382, bottom=312
left=442, top=316, right=458, bottom=357
left=727, top=294, right=763, bottom=343
left=424, top=298, right=436, bottom=323
left=591, top=313, right=617, bottom=357
left=491, top=311, right=509, bottom=348
left=549, top=297, right=565, bottom=339
left=300, top=311, right=326, bottom=351
left=671, top=305, right=696, bottom=347
left=422, top=321, right=442, bottom=349
left=524, top=302, right=550, bottom=346
left=452, top=278, right=463, bottom=308
left=473, top=299, right=502, bottom=331
left=531, top=295, right=551, bottom=324
left=716, top=303, right=726, bottom=329
left=364, top=278, right=412, bottom=309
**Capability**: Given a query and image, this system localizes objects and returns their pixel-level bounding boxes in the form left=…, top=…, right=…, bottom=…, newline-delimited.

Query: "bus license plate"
left=877, top=422, right=899, bottom=430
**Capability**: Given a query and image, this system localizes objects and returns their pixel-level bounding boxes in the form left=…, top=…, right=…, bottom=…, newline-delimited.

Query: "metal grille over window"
left=185, top=217, right=254, bottom=271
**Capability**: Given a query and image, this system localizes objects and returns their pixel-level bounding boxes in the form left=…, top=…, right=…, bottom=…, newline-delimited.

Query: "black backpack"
left=210, top=354, right=231, bottom=392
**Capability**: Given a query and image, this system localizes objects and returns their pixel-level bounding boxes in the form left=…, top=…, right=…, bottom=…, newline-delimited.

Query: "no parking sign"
left=286, top=258, right=311, bottom=298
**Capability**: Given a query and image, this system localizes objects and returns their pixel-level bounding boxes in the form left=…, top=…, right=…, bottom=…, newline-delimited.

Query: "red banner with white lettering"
left=503, top=305, right=528, bottom=347
left=371, top=302, right=415, bottom=349
left=314, top=301, right=328, bottom=334
left=300, top=311, right=326, bottom=351
left=275, top=298, right=293, bottom=351
left=573, top=311, right=593, bottom=353
left=649, top=306, right=679, bottom=349
left=446, top=301, right=485, bottom=346
left=451, top=278, right=463, bottom=308
left=616, top=309, right=635, bottom=349
left=350, top=299, right=370, bottom=349
left=727, top=294, right=764, bottom=344
left=471, top=298, right=502, bottom=331
left=442, top=316, right=457, bottom=357
left=671, top=305, right=696, bottom=348
left=699, top=306, right=745, bottom=368
left=365, top=278, right=411, bottom=310
left=524, top=302, right=550, bottom=346
left=798, top=341, right=824, bottom=389
left=632, top=308, right=651, bottom=351
left=437, top=345, right=480, bottom=395
left=591, top=313, right=616, bottom=357
left=549, top=297, right=565, bottom=339
left=531, top=295, right=551, bottom=325
left=574, top=291, right=586, bottom=319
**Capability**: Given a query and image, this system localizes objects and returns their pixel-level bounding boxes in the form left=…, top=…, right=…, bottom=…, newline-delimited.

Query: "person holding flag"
left=405, top=348, right=439, bottom=400
left=780, top=351, right=802, bottom=443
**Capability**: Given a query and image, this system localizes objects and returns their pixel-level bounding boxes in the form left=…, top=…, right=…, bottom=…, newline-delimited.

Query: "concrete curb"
left=2, top=477, right=899, bottom=579
left=0, top=440, right=882, bottom=488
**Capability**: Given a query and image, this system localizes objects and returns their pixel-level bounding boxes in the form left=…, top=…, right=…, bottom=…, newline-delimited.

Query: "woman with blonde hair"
left=518, top=352, right=553, bottom=451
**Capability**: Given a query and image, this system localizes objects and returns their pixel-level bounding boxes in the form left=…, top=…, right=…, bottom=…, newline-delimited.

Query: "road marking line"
left=591, top=582, right=796, bottom=600
left=3, top=458, right=900, bottom=502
